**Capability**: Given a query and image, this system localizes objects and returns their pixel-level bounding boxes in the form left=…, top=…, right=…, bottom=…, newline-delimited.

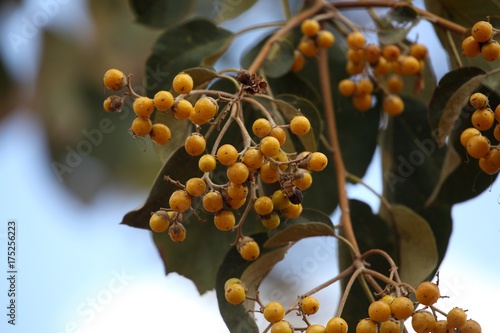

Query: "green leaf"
left=216, top=233, right=289, bottom=333
left=129, top=0, right=195, bottom=28
left=145, top=19, right=233, bottom=96
left=211, top=0, right=259, bottom=23
left=390, top=205, right=438, bottom=287
left=428, top=67, right=486, bottom=147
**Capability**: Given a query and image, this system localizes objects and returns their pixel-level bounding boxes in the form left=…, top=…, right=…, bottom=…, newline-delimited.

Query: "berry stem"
left=336, top=267, right=363, bottom=317
left=317, top=48, right=360, bottom=254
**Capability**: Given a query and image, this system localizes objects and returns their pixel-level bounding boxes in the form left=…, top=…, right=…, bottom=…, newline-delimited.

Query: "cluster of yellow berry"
left=460, top=92, right=500, bottom=175
left=224, top=279, right=481, bottom=333
left=336, top=31, right=428, bottom=116
left=291, top=18, right=336, bottom=73
left=102, top=68, right=182, bottom=144
left=103, top=69, right=329, bottom=261
left=462, top=20, right=500, bottom=62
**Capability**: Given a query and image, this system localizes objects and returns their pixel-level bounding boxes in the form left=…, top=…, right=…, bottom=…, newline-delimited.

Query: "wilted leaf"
left=145, top=19, right=232, bottom=95
left=429, top=68, right=485, bottom=146
left=390, top=205, right=438, bottom=287
left=129, top=0, right=195, bottom=28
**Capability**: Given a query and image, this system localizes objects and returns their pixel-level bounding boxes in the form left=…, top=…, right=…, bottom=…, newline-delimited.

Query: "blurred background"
left=0, top=0, right=498, bottom=332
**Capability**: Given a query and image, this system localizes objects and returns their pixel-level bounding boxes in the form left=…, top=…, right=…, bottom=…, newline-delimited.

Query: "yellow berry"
left=224, top=278, right=243, bottom=292
left=198, top=154, right=217, bottom=172
left=298, top=37, right=319, bottom=57
left=346, top=31, right=366, bottom=50
left=379, top=320, right=400, bottom=333
left=242, top=148, right=264, bottom=171
left=352, top=93, right=372, bottom=112
left=466, top=135, right=490, bottom=159
left=390, top=296, right=414, bottom=320
left=400, top=55, right=421, bottom=75
left=260, top=162, right=280, bottom=184
left=325, top=317, right=348, bottom=333
left=252, top=118, right=272, bottom=138
left=472, top=108, right=495, bottom=131
left=301, top=19, right=320, bottom=37
left=316, top=30, right=335, bottom=48
left=308, top=152, right=328, bottom=171
left=103, top=68, right=126, bottom=90
left=495, top=104, right=500, bottom=122
left=190, top=96, right=218, bottom=125
left=149, top=210, right=174, bottom=233
left=131, top=116, right=153, bottom=137
left=348, top=49, right=364, bottom=64
left=169, top=189, right=192, bottom=213
left=471, top=20, right=493, bottom=43
left=227, top=182, right=249, bottom=200
left=253, top=196, right=274, bottom=217
left=364, top=44, right=381, bottom=64
left=260, top=212, right=281, bottom=230
left=227, top=162, right=250, bottom=184
left=172, top=99, right=193, bottom=120
left=346, top=61, right=364, bottom=75
left=291, top=50, right=306, bottom=73
left=225, top=283, right=246, bottom=305
left=481, top=40, right=500, bottom=62
left=410, top=43, right=428, bottom=60
left=185, top=177, right=206, bottom=197
left=485, top=147, right=500, bottom=168
left=169, top=223, right=186, bottom=242
left=150, top=123, right=171, bottom=144
left=356, top=319, right=377, bottom=333
left=356, top=78, right=373, bottom=95
left=446, top=307, right=467, bottom=328
left=292, top=170, right=313, bottom=190
left=217, top=144, right=239, bottom=166
left=460, top=319, right=481, bottom=333
left=184, top=133, right=206, bottom=156
left=415, top=281, right=440, bottom=306
left=153, top=90, right=174, bottom=111
left=368, top=300, right=391, bottom=322
left=462, top=36, right=481, bottom=57
left=290, top=115, right=311, bottom=136
left=382, top=44, right=400, bottom=62
left=460, top=127, right=481, bottom=147
left=495, top=123, right=500, bottom=142
left=214, top=210, right=236, bottom=231
left=306, top=324, right=326, bottom=333
left=386, top=74, right=404, bottom=93
left=338, top=79, right=357, bottom=97
left=260, top=136, right=281, bottom=157
left=270, top=126, right=287, bottom=146
left=479, top=156, right=499, bottom=174
left=133, top=97, right=154, bottom=117
left=373, top=57, right=392, bottom=75
left=281, top=203, right=302, bottom=218
left=432, top=320, right=453, bottom=333
left=238, top=239, right=260, bottom=261
left=301, top=296, right=320, bottom=315
left=383, top=94, right=405, bottom=116
left=202, top=190, right=224, bottom=213
left=263, top=301, right=285, bottom=323
left=411, top=310, right=436, bottom=333
left=469, top=92, right=488, bottom=109
left=271, top=320, right=294, bottom=333
left=172, top=72, right=194, bottom=94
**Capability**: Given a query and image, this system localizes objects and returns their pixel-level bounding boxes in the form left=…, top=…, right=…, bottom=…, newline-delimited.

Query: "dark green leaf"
left=216, top=233, right=288, bottom=333
left=145, top=19, right=233, bottom=96
left=211, top=0, right=259, bottom=23
left=265, top=221, right=335, bottom=248
left=390, top=205, right=438, bottom=287
left=129, top=0, right=195, bottom=28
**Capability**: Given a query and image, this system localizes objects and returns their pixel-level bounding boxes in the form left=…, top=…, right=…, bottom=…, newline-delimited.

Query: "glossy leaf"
left=145, top=19, right=232, bottom=96
left=129, top=0, right=195, bottom=28
left=390, top=205, right=438, bottom=287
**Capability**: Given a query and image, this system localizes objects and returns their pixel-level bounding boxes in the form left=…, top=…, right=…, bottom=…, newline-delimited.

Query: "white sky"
left=0, top=0, right=499, bottom=332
